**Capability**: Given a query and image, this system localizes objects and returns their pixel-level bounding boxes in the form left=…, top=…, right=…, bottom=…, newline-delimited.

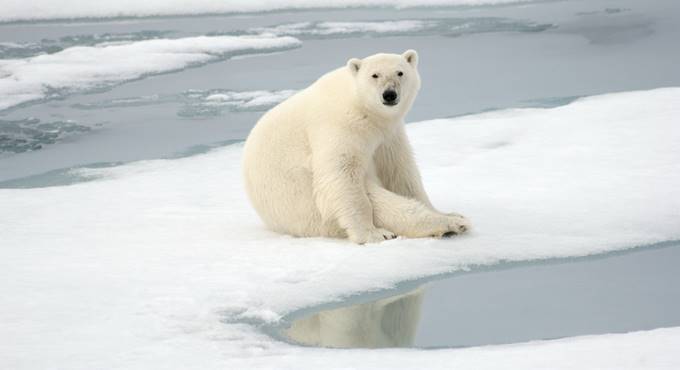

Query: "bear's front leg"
left=367, top=181, right=470, bottom=238
left=374, top=125, right=435, bottom=208
left=311, top=145, right=396, bottom=244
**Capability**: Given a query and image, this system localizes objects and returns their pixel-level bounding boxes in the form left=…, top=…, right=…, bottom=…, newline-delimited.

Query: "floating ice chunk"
left=2, top=0, right=536, bottom=23
left=206, top=90, right=297, bottom=108
left=1, top=88, right=679, bottom=368
left=180, top=89, right=298, bottom=116
left=0, top=35, right=301, bottom=111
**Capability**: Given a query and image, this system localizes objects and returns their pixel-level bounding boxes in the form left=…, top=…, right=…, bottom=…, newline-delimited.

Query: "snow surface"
left=1, top=88, right=680, bottom=369
left=1, top=0, right=533, bottom=23
left=0, top=35, right=300, bottom=111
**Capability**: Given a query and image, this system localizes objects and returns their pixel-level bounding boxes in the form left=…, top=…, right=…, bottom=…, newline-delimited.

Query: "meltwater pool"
left=281, top=243, right=680, bottom=348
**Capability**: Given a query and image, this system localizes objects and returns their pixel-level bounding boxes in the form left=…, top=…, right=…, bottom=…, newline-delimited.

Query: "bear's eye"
left=371, top=73, right=379, bottom=79
left=397, top=71, right=404, bottom=77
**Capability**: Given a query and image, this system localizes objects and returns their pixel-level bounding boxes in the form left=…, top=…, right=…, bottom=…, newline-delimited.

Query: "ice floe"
left=0, top=31, right=173, bottom=60
left=0, top=35, right=301, bottom=111
left=1, top=88, right=679, bottom=369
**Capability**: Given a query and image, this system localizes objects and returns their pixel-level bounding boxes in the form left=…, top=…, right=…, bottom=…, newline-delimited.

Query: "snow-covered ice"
left=234, top=327, right=680, bottom=369
left=0, top=31, right=173, bottom=60
left=0, top=35, right=300, bottom=111
left=1, top=0, right=534, bottom=23
left=1, top=88, right=680, bottom=369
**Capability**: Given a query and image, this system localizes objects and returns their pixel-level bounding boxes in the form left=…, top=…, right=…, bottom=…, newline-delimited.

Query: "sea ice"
left=0, top=35, right=301, bottom=111
left=1, top=88, right=679, bottom=369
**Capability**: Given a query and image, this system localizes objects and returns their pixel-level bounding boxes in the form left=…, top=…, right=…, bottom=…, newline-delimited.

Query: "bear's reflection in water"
left=285, top=288, right=423, bottom=348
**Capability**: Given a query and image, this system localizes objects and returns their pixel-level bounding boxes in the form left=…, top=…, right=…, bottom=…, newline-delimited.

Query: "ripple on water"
left=0, top=117, right=99, bottom=154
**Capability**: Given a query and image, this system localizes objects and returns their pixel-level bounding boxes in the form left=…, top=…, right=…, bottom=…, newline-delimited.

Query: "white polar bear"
left=242, top=50, right=470, bottom=244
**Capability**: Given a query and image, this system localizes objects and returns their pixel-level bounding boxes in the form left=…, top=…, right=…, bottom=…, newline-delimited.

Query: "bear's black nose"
left=382, top=89, right=398, bottom=104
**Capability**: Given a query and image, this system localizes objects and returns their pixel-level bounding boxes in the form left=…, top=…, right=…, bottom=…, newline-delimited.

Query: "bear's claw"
left=436, top=213, right=471, bottom=238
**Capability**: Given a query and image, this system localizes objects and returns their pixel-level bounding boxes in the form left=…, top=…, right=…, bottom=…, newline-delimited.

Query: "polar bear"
left=242, top=50, right=470, bottom=244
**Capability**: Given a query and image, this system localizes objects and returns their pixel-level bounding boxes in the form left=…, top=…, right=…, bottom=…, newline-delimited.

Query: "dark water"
left=1, top=0, right=680, bottom=183
left=281, top=243, right=680, bottom=348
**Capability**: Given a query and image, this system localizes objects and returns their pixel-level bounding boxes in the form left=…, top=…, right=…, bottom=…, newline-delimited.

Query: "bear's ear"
left=402, top=49, right=418, bottom=68
left=347, top=58, right=362, bottom=75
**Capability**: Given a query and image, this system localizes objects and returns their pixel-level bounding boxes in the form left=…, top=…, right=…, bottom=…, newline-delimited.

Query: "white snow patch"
left=2, top=0, right=535, bottom=23
left=1, top=88, right=680, bottom=369
left=0, top=35, right=300, bottom=111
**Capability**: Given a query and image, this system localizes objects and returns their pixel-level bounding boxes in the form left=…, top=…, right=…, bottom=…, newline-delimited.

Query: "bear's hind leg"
left=366, top=182, right=469, bottom=238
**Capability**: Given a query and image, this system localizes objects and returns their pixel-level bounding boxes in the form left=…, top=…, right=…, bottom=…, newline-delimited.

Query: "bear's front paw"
left=437, top=213, right=471, bottom=238
left=349, top=227, right=397, bottom=244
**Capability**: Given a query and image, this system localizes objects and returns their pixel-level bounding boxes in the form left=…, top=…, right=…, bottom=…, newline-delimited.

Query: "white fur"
left=242, top=50, right=470, bottom=244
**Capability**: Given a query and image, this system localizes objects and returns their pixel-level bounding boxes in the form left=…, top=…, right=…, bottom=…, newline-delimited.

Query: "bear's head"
left=347, top=50, right=421, bottom=119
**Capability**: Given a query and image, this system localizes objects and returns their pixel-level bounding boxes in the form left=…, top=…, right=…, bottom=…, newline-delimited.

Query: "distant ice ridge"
left=0, top=35, right=301, bottom=112
left=253, top=18, right=552, bottom=38
left=2, top=0, right=535, bottom=23
left=2, top=88, right=680, bottom=369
